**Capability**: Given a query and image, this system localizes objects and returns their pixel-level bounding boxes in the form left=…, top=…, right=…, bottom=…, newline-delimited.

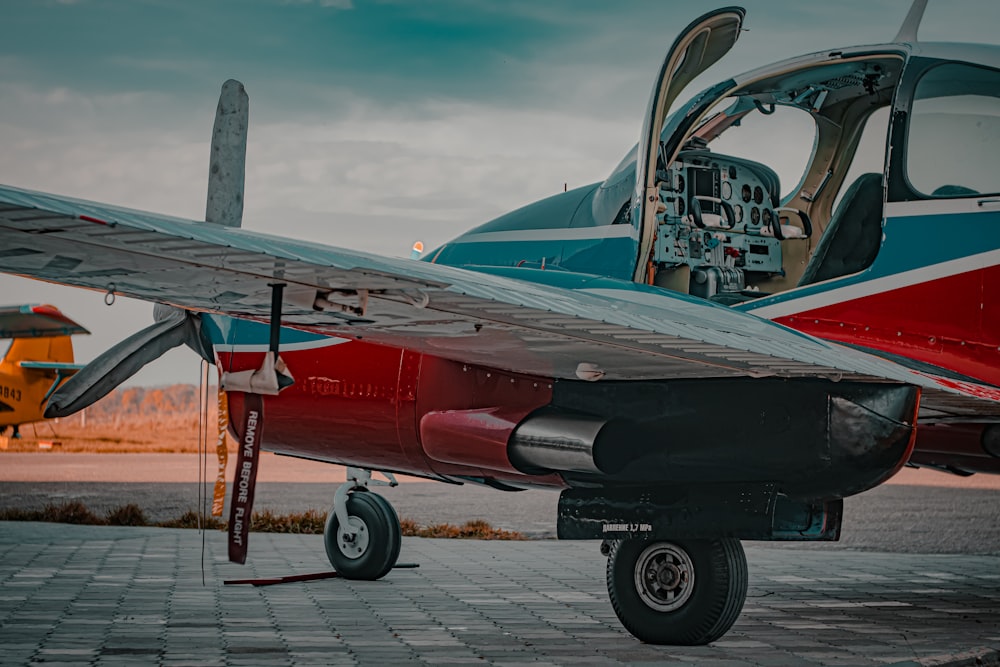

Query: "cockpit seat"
left=798, top=172, right=883, bottom=286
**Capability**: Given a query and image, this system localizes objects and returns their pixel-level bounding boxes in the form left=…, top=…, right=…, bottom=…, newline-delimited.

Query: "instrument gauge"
left=734, top=205, right=743, bottom=224
left=728, top=165, right=737, bottom=179
left=762, top=208, right=773, bottom=229
left=721, top=181, right=732, bottom=200
left=753, top=186, right=764, bottom=205
left=676, top=198, right=685, bottom=217
left=741, top=184, right=752, bottom=203
left=675, top=174, right=685, bottom=192
left=750, top=207, right=760, bottom=226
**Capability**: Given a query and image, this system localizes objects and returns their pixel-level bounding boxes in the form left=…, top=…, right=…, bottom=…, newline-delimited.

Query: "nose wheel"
left=323, top=468, right=401, bottom=580
left=605, top=538, right=747, bottom=645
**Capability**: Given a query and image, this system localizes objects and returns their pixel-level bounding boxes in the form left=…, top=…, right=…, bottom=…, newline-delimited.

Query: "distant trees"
left=81, top=384, right=217, bottom=424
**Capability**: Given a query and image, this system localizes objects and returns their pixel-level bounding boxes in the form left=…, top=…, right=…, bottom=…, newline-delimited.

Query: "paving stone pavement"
left=1, top=522, right=999, bottom=666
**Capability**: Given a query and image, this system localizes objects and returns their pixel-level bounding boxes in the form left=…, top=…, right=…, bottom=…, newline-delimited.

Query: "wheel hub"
left=634, top=542, right=695, bottom=612
left=337, top=516, right=369, bottom=559
left=657, top=562, right=681, bottom=587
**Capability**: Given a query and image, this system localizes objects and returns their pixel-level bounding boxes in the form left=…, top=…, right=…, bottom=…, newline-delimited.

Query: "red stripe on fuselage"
left=776, top=266, right=1000, bottom=386
left=220, top=339, right=560, bottom=487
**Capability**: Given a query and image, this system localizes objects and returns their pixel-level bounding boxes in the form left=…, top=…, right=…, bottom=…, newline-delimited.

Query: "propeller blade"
left=205, top=79, right=249, bottom=228
left=43, top=307, right=200, bottom=418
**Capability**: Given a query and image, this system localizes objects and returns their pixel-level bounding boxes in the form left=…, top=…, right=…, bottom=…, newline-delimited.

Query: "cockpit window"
left=906, top=63, right=1000, bottom=198
left=704, top=102, right=816, bottom=202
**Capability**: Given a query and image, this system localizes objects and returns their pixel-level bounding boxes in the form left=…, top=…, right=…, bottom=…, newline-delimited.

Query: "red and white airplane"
left=2, top=1, right=999, bottom=645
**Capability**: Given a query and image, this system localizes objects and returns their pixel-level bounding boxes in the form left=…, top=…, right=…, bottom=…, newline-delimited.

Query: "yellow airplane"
left=0, top=305, right=88, bottom=438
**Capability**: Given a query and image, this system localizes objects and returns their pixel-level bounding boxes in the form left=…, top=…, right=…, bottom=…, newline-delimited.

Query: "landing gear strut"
left=605, top=538, right=747, bottom=645
left=324, top=467, right=401, bottom=580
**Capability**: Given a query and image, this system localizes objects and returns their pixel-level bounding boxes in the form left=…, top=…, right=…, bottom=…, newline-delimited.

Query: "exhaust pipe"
left=508, top=411, right=641, bottom=476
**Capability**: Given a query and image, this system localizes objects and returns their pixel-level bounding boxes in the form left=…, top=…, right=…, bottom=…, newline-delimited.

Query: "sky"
left=2, top=0, right=999, bottom=386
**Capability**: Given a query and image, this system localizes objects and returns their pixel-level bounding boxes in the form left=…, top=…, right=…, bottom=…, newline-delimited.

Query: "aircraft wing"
left=1, top=183, right=997, bottom=421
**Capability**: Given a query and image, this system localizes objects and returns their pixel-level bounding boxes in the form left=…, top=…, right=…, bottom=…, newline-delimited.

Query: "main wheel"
left=606, top=538, right=747, bottom=645
left=324, top=491, right=401, bottom=580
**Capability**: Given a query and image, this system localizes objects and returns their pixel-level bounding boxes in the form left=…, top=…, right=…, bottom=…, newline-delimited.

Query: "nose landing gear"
left=324, top=467, right=402, bottom=580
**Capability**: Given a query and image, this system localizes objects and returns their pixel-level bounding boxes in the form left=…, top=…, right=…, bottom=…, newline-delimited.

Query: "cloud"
left=244, top=96, right=637, bottom=251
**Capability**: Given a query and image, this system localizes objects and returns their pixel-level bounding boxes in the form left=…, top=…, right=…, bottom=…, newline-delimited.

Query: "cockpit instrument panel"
left=654, top=150, right=786, bottom=299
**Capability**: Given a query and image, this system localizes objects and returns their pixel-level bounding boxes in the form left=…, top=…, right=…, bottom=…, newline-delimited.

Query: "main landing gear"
left=324, top=467, right=402, bottom=580
left=603, top=538, right=747, bottom=645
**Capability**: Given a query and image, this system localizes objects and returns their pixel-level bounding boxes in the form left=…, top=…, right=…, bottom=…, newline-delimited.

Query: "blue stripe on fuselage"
left=200, top=313, right=335, bottom=349
left=431, top=236, right=637, bottom=281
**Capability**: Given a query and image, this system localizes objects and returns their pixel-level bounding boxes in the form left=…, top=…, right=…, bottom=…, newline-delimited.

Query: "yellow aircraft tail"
left=1, top=335, right=75, bottom=371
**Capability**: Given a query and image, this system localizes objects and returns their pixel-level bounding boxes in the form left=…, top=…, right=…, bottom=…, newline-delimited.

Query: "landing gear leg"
left=605, top=538, right=747, bottom=645
left=324, top=467, right=401, bottom=580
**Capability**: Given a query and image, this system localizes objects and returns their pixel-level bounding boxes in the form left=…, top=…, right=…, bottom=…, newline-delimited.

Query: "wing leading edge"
left=1, top=183, right=998, bottom=420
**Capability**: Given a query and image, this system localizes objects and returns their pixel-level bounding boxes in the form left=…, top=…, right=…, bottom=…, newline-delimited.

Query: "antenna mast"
left=893, top=0, right=927, bottom=44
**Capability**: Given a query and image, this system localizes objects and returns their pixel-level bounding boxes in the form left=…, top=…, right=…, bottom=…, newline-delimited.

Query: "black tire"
left=606, top=538, right=747, bottom=645
left=324, top=491, right=401, bottom=580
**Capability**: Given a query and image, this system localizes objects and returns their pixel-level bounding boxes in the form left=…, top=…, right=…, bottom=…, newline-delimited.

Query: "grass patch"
left=251, top=509, right=327, bottom=534
left=400, top=518, right=525, bottom=540
left=158, top=511, right=225, bottom=530
left=0, top=501, right=525, bottom=539
left=106, top=503, right=149, bottom=526
left=0, top=501, right=150, bottom=526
